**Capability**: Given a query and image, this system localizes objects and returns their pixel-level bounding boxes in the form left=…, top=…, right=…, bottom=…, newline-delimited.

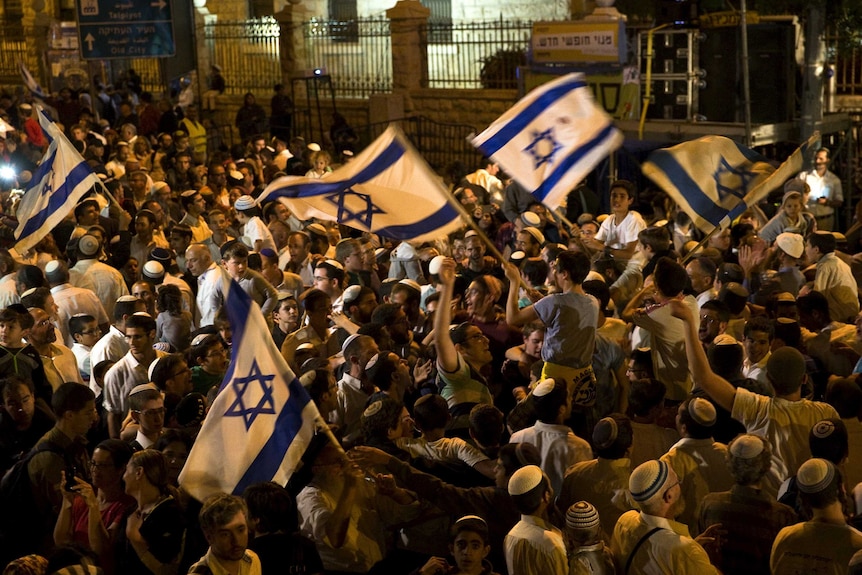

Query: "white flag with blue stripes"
left=14, top=108, right=102, bottom=254
left=470, top=73, right=623, bottom=210
left=643, top=132, right=819, bottom=233
left=19, top=62, right=46, bottom=100
left=179, top=269, right=322, bottom=502
left=257, top=125, right=462, bottom=242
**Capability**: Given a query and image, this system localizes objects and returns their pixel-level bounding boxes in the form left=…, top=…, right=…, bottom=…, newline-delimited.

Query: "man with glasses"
left=26, top=307, right=83, bottom=391
left=312, top=259, right=345, bottom=313
left=698, top=300, right=730, bottom=349
left=127, top=384, right=165, bottom=452
left=102, top=314, right=167, bottom=439
left=611, top=460, right=721, bottom=573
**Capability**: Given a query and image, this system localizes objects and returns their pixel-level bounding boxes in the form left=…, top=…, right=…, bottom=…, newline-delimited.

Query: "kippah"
left=532, top=378, right=555, bottom=397
left=45, top=260, right=61, bottom=274
left=132, top=311, right=152, bottom=317
left=510, top=250, right=525, bottom=264
left=77, top=234, right=100, bottom=257
left=306, top=223, right=327, bottom=237
left=323, top=259, right=344, bottom=270
left=150, top=247, right=172, bottom=263
left=259, top=248, right=276, bottom=259
left=130, top=382, right=159, bottom=396
left=363, top=400, right=383, bottom=418
left=19, top=287, right=37, bottom=299
left=180, top=189, right=198, bottom=198
left=592, top=417, right=619, bottom=450
left=797, top=458, right=836, bottom=494
left=342, top=284, right=362, bottom=306
left=429, top=255, right=445, bottom=275
left=307, top=142, right=321, bottom=152
left=520, top=212, right=541, bottom=227
left=566, top=501, right=601, bottom=532
left=153, top=342, right=172, bottom=353
left=234, top=195, right=256, bottom=211
left=147, top=357, right=163, bottom=381
left=455, top=515, right=487, bottom=526
left=776, top=317, right=797, bottom=324
left=190, top=333, right=210, bottom=347
left=117, top=295, right=139, bottom=303
left=464, top=230, right=478, bottom=239
left=399, top=278, right=421, bottom=293
left=730, top=434, right=765, bottom=459
left=175, top=393, right=207, bottom=427
left=342, top=333, right=360, bottom=353
left=523, top=226, right=546, bottom=245
left=724, top=282, right=749, bottom=298
left=629, top=460, right=671, bottom=502
left=712, top=334, right=738, bottom=346
left=365, top=353, right=380, bottom=371
left=152, top=181, right=169, bottom=193
left=296, top=342, right=316, bottom=351
left=812, top=419, right=837, bottom=439
left=688, top=397, right=717, bottom=426
left=508, top=465, right=543, bottom=496
left=277, top=291, right=295, bottom=302
left=142, top=260, right=165, bottom=279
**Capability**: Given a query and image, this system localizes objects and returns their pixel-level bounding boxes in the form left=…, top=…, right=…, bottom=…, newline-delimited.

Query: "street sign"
left=76, top=0, right=176, bottom=60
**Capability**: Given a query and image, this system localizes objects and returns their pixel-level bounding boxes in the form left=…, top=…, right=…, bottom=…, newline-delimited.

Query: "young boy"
left=0, top=304, right=51, bottom=404
left=271, top=293, right=299, bottom=351
left=414, top=515, right=499, bottom=575
left=583, top=180, right=647, bottom=261
left=69, top=313, right=100, bottom=383
left=564, top=501, right=616, bottom=575
left=234, top=195, right=276, bottom=253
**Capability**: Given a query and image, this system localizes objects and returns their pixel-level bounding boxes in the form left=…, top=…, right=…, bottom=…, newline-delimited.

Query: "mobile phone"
left=65, top=466, right=77, bottom=491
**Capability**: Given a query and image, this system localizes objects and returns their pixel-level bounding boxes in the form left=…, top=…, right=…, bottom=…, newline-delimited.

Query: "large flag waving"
left=643, top=133, right=820, bottom=233
left=470, top=72, right=623, bottom=210
left=179, top=269, right=322, bottom=502
left=14, top=108, right=102, bottom=254
left=256, top=126, right=462, bottom=242
left=19, top=62, right=46, bottom=100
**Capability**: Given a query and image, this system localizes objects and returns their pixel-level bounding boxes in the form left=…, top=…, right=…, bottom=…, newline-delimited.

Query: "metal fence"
left=199, top=17, right=282, bottom=97
left=425, top=18, right=532, bottom=90
left=0, top=26, right=28, bottom=85
left=303, top=18, right=392, bottom=99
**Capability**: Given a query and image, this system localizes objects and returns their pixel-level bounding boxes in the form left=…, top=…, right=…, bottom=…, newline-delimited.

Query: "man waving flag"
left=179, top=269, right=324, bottom=502
left=257, top=125, right=463, bottom=242
left=14, top=107, right=101, bottom=254
left=471, top=72, right=623, bottom=210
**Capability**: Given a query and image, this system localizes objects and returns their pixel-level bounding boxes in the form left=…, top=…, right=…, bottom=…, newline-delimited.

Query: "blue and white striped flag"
left=257, top=125, right=463, bottom=242
left=14, top=108, right=102, bottom=254
left=179, top=269, right=322, bottom=502
left=470, top=72, right=623, bottom=210
left=643, top=133, right=819, bottom=233
left=18, top=62, right=46, bottom=100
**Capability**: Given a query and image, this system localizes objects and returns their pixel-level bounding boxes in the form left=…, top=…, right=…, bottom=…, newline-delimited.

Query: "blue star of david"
left=223, top=359, right=276, bottom=430
left=324, top=187, right=385, bottom=228
left=523, top=127, right=563, bottom=170
left=713, top=156, right=757, bottom=201
left=41, top=172, right=53, bottom=196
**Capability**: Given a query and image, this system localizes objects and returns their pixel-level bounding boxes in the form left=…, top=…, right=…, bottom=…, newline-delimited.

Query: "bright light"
left=0, top=166, right=15, bottom=180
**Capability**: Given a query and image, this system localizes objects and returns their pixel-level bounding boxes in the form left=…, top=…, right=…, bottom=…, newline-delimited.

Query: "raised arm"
left=433, top=258, right=460, bottom=373
left=503, top=262, right=539, bottom=327
left=668, top=300, right=737, bottom=412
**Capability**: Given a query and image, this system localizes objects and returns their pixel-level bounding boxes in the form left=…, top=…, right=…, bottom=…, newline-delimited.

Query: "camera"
left=65, top=466, right=77, bottom=491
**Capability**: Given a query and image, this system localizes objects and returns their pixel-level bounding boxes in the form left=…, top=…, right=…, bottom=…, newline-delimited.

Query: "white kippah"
left=342, top=284, right=363, bottom=306
left=797, top=458, right=835, bottom=494
left=130, top=382, right=160, bottom=397
left=510, top=250, right=525, bottom=263
left=464, top=230, right=478, bottom=239
left=729, top=434, right=765, bottom=459
left=629, top=460, right=671, bottom=503
left=520, top=212, right=541, bottom=227
left=45, top=260, right=61, bottom=274
left=234, top=195, right=256, bottom=211
left=812, top=419, right=837, bottom=439
left=532, top=378, right=556, bottom=398
left=566, top=501, right=601, bottom=532
left=363, top=400, right=383, bottom=418
left=508, top=465, right=543, bottom=496
left=523, top=226, right=546, bottom=245
left=142, top=261, right=165, bottom=279
left=399, top=278, right=421, bottom=293
left=429, top=255, right=445, bottom=275
left=324, top=259, right=343, bottom=270
left=341, top=333, right=360, bottom=354
left=19, top=287, right=37, bottom=299
left=688, top=397, right=717, bottom=426
left=191, top=333, right=210, bottom=347
left=306, top=223, right=327, bottom=237
left=117, top=295, right=139, bottom=303
left=365, top=353, right=380, bottom=371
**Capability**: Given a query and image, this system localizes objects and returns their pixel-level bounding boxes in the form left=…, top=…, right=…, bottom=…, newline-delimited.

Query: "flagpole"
left=679, top=227, right=718, bottom=265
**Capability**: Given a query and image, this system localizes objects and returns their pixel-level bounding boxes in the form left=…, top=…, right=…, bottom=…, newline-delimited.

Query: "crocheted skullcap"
left=688, top=397, right=717, bottom=426
left=629, top=460, right=671, bottom=503
left=729, top=434, right=765, bottom=459
left=565, top=501, right=601, bottom=532
left=592, top=417, right=619, bottom=450
left=797, top=458, right=836, bottom=494
left=508, top=465, right=543, bottom=496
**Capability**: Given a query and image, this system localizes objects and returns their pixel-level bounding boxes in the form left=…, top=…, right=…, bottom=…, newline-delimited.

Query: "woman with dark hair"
left=234, top=92, right=267, bottom=142
left=117, top=450, right=186, bottom=575
left=54, top=438, right=136, bottom=568
left=154, top=429, right=194, bottom=488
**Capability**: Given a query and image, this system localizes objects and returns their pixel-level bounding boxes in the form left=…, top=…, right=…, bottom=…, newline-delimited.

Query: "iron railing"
left=303, top=18, right=392, bottom=99
left=199, top=17, right=282, bottom=97
left=425, top=18, right=532, bottom=90
left=0, top=26, right=27, bottom=85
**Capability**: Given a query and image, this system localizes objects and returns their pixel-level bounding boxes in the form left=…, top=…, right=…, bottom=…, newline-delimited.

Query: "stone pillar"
left=386, top=0, right=429, bottom=92
left=23, top=0, right=55, bottom=93
left=275, top=2, right=310, bottom=87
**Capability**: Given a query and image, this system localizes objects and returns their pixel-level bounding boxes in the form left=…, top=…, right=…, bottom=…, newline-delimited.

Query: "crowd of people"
left=0, top=78, right=860, bottom=575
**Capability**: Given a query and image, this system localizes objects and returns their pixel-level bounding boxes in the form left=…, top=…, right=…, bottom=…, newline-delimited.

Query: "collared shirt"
left=69, top=259, right=130, bottom=320
left=333, top=373, right=376, bottom=446
left=196, top=263, right=222, bottom=327
left=189, top=548, right=261, bottom=575
left=742, top=352, right=770, bottom=388
left=102, top=350, right=168, bottom=415
left=89, top=326, right=129, bottom=387
left=51, top=283, right=110, bottom=347
left=37, top=343, right=84, bottom=391
left=814, top=252, right=859, bottom=322
left=611, top=511, right=718, bottom=574
left=243, top=216, right=276, bottom=252
left=504, top=514, right=567, bottom=575
left=799, top=169, right=842, bottom=217
left=509, top=421, right=592, bottom=498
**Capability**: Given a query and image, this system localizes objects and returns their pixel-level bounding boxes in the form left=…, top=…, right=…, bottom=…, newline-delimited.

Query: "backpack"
left=0, top=442, right=70, bottom=562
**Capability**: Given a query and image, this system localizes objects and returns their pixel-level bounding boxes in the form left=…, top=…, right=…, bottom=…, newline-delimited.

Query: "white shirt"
left=51, top=283, right=110, bottom=347
left=595, top=211, right=647, bottom=250
left=509, top=420, right=592, bottom=498
left=196, top=263, right=222, bottom=327
left=504, top=515, right=567, bottom=575
left=69, top=259, right=130, bottom=320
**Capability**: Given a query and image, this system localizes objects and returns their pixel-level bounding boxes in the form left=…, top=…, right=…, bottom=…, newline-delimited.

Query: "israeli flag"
left=257, top=125, right=463, bottom=242
left=643, top=133, right=819, bottom=233
left=179, top=269, right=322, bottom=502
left=471, top=72, right=623, bottom=211
left=14, top=108, right=102, bottom=254
left=19, top=62, right=46, bottom=100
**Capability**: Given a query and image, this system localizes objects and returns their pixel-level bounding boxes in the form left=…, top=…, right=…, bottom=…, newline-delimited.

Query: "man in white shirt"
left=186, top=244, right=221, bottom=328
left=798, top=147, right=843, bottom=231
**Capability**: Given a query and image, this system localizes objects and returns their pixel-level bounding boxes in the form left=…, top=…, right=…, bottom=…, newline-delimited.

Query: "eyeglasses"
left=464, top=332, right=487, bottom=343
left=80, top=329, right=101, bottom=336
left=170, top=367, right=192, bottom=378
left=206, top=348, right=227, bottom=358
left=699, top=316, right=719, bottom=325
left=134, top=407, right=166, bottom=418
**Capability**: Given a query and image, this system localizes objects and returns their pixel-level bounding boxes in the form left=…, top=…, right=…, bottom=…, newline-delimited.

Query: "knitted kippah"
left=688, top=397, right=717, bottom=426
left=306, top=223, right=327, bottom=237
left=399, top=278, right=421, bottom=293
left=510, top=250, right=526, bottom=264
left=142, top=260, right=165, bottom=279
left=566, top=501, right=601, bottom=532
left=812, top=419, right=837, bottom=439
left=234, top=195, right=256, bottom=211
left=629, top=460, right=671, bottom=502
left=324, top=259, right=343, bottom=270
left=797, top=458, right=835, bottom=494
left=592, top=417, right=619, bottom=450
left=464, top=230, right=478, bottom=239
left=523, top=226, right=546, bottom=245
left=508, top=465, right=543, bottom=496
left=117, top=295, right=139, bottom=303
left=130, top=382, right=160, bottom=397
left=520, top=212, right=541, bottom=227
left=363, top=400, right=383, bottom=418
left=729, top=434, right=765, bottom=459
left=532, top=378, right=555, bottom=397
left=77, top=234, right=100, bottom=257
left=712, top=333, right=738, bottom=346
left=341, top=333, right=360, bottom=354
left=342, top=285, right=362, bottom=306
left=44, top=259, right=61, bottom=275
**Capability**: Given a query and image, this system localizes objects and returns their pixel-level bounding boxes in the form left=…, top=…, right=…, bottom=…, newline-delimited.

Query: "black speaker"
left=699, top=24, right=796, bottom=124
